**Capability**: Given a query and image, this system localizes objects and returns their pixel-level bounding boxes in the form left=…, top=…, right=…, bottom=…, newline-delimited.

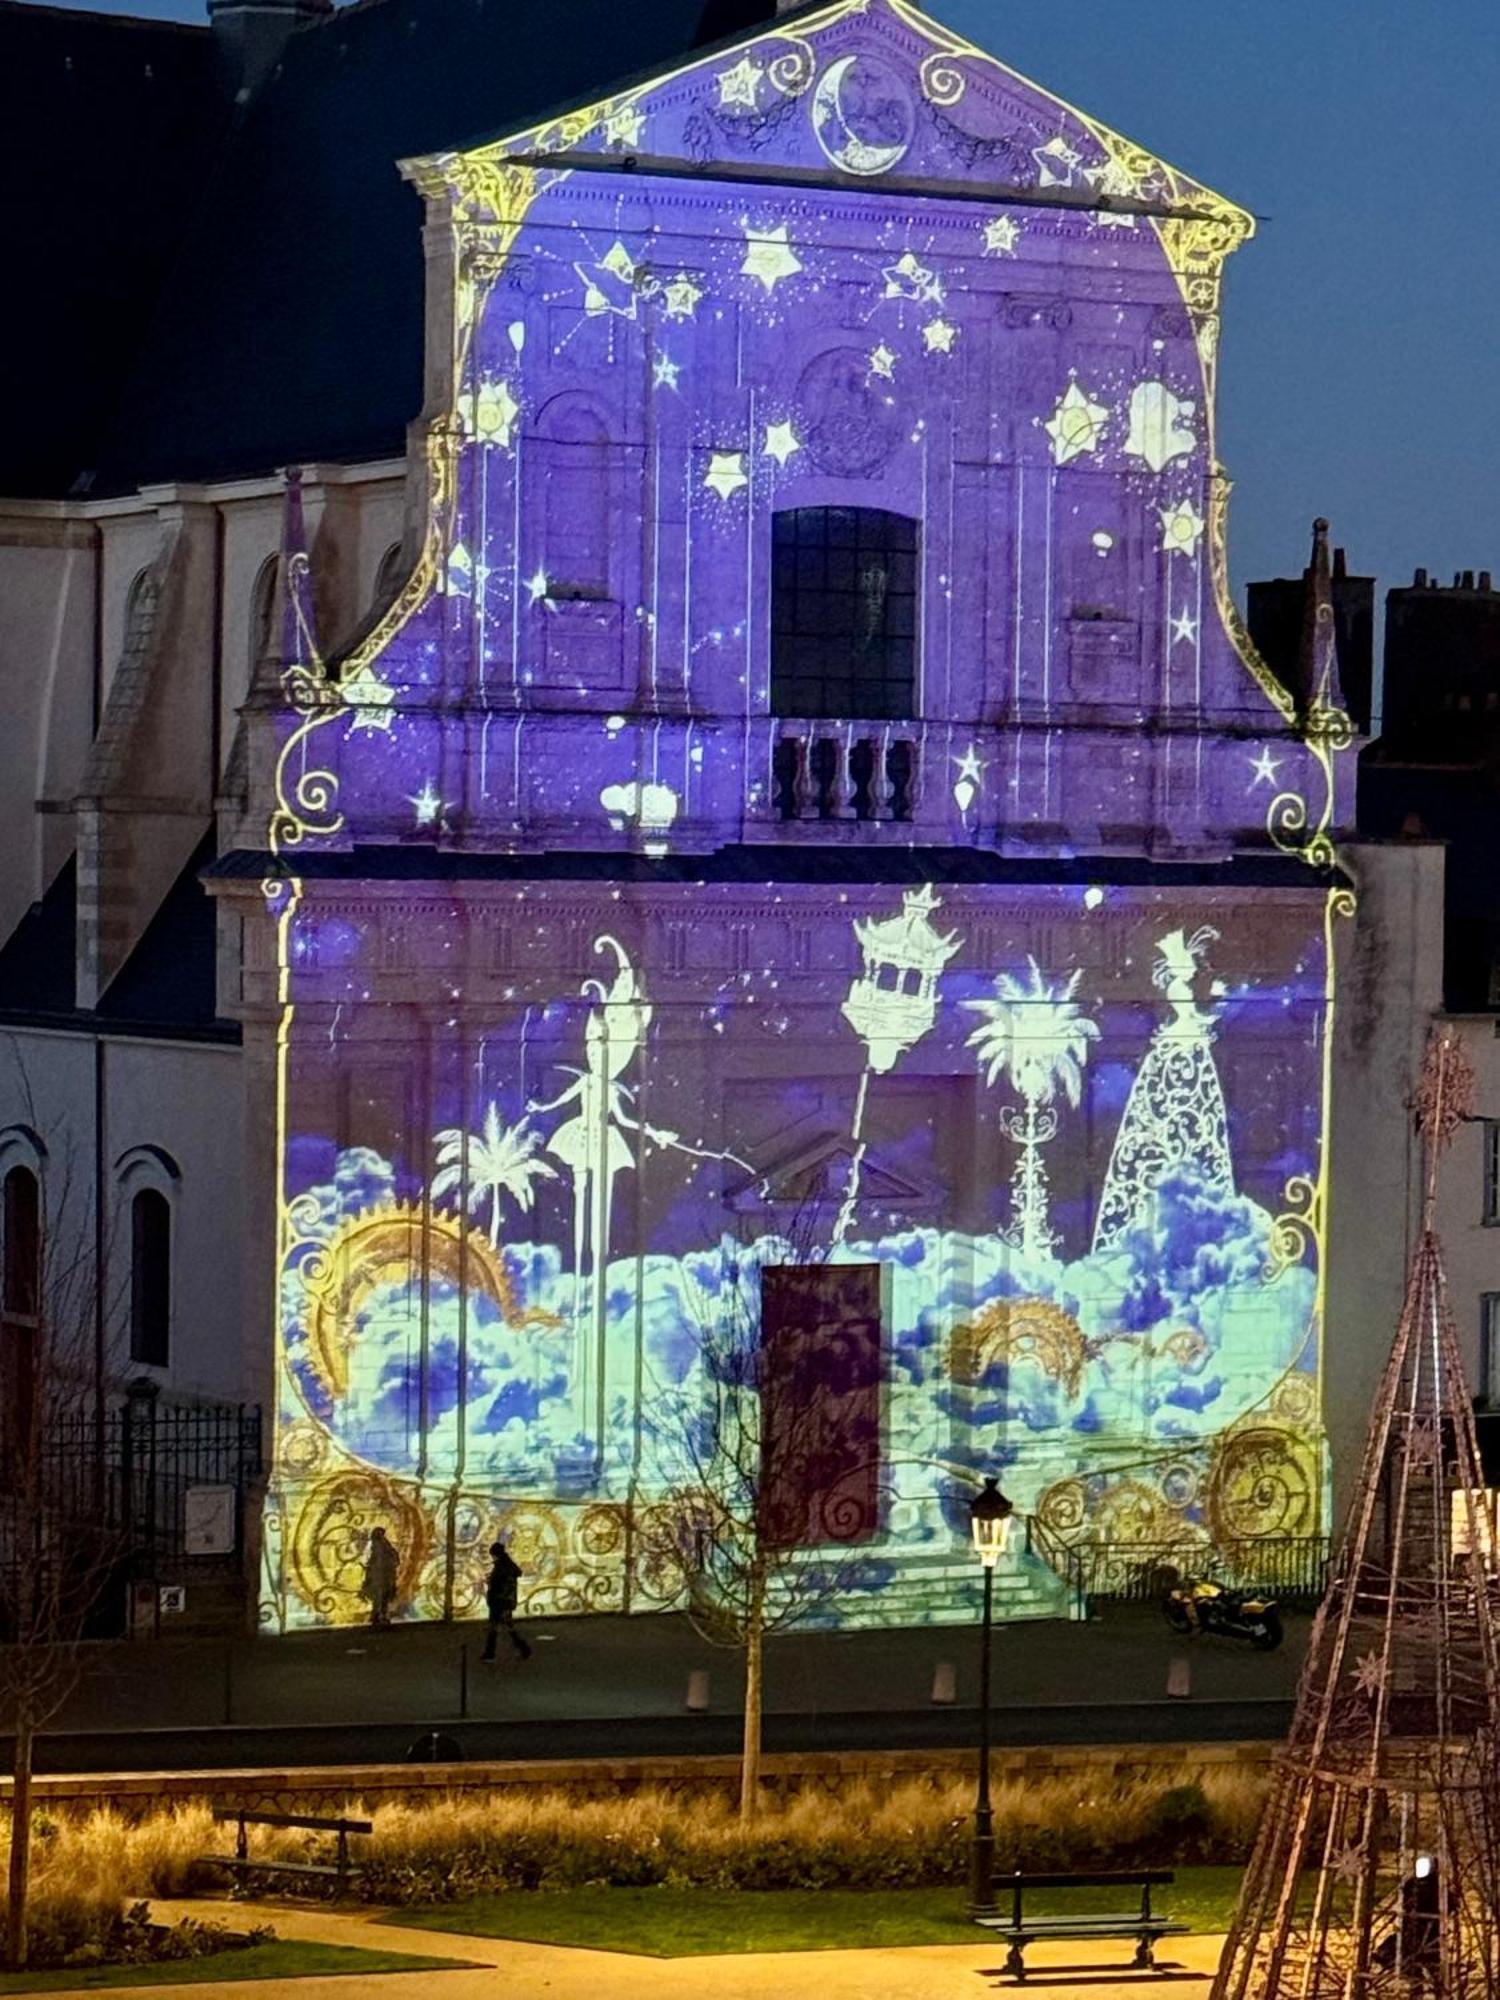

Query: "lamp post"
left=968, top=1474, right=1015, bottom=1917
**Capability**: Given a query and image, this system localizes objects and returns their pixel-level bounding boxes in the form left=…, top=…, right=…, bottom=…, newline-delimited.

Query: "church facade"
left=206, top=0, right=1357, bottom=1630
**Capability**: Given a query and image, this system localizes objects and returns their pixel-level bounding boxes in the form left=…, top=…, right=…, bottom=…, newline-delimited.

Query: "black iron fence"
left=1027, top=1521, right=1331, bottom=1619
left=38, top=1394, right=262, bottom=1566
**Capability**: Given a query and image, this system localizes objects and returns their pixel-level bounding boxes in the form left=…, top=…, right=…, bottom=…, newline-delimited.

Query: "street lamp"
left=968, top=1475, right=1016, bottom=1917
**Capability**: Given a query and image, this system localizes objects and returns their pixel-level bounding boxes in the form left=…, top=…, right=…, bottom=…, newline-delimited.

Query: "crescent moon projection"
left=812, top=55, right=913, bottom=177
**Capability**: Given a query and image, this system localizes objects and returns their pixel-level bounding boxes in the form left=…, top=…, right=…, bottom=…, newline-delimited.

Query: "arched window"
left=129, top=1188, right=171, bottom=1369
left=770, top=508, right=918, bottom=720
left=249, top=555, right=278, bottom=670
left=374, top=542, right=406, bottom=607
left=121, top=566, right=160, bottom=672
left=536, top=397, right=611, bottom=599
left=1, top=1165, right=40, bottom=1469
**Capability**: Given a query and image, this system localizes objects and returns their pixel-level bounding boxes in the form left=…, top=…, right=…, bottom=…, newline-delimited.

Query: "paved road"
left=16, top=1603, right=1305, bottom=1772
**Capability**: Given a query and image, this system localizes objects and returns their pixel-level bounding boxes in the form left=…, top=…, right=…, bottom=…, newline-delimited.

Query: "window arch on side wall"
left=121, top=566, right=161, bottom=673
left=374, top=542, right=406, bottom=609
left=116, top=1146, right=179, bottom=1372
left=0, top=1142, right=43, bottom=1473
left=770, top=508, right=919, bottom=721
left=249, top=555, right=278, bottom=672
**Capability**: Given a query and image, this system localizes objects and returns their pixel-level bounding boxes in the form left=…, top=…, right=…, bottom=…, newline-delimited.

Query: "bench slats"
left=202, top=1855, right=347, bottom=1879
left=212, top=1812, right=372, bottom=1835
left=979, top=1918, right=1183, bottom=1936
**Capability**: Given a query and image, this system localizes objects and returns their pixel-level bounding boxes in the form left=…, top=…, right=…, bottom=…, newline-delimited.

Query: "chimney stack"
left=209, top=0, right=331, bottom=102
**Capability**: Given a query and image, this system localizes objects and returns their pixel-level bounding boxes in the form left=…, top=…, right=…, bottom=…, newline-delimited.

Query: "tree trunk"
left=8, top=1710, right=34, bottom=1970
left=740, top=1567, right=765, bottom=1824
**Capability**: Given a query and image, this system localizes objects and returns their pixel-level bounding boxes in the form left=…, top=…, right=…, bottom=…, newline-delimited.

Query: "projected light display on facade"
left=252, top=0, right=1354, bottom=1629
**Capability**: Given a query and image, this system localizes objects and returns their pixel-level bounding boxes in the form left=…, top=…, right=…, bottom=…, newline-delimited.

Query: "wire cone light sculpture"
left=1213, top=1030, right=1500, bottom=2000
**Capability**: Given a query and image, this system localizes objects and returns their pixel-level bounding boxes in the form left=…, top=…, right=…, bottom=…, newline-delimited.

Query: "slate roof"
left=0, top=0, right=774, bottom=500
left=0, top=3, right=227, bottom=498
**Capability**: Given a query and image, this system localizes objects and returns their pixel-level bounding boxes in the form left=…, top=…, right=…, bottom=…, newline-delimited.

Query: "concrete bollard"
left=1167, top=1652, right=1192, bottom=1699
left=686, top=1668, right=710, bottom=1712
left=931, top=1660, right=957, bottom=1705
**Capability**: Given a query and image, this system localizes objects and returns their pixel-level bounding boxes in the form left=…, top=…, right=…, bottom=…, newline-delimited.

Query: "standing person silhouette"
left=481, top=1539, right=531, bottom=1663
left=362, top=1525, right=399, bottom=1627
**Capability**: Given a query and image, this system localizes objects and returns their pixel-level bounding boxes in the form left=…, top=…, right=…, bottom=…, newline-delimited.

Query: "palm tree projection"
left=431, top=1105, right=556, bottom=1245
left=965, top=961, right=1099, bottom=1260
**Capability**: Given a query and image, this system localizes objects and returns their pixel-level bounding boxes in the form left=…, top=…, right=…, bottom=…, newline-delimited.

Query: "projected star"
left=982, top=216, right=1020, bottom=257
left=1331, top=1846, right=1364, bottom=1884
left=1248, top=747, right=1282, bottom=788
left=660, top=273, right=703, bottom=320
left=1170, top=607, right=1198, bottom=647
left=1158, top=498, right=1206, bottom=559
left=653, top=354, right=682, bottom=392
left=882, top=250, right=942, bottom=304
left=1044, top=379, right=1109, bottom=465
left=869, top=343, right=897, bottom=380
left=763, top=420, right=800, bottom=466
left=406, top=783, right=445, bottom=828
left=341, top=664, right=395, bottom=734
left=480, top=382, right=519, bottom=451
left=740, top=221, right=802, bottom=292
left=922, top=317, right=957, bottom=354
left=717, top=55, right=763, bottom=110
left=953, top=746, right=983, bottom=785
left=602, top=103, right=645, bottom=149
left=1033, top=134, right=1082, bottom=187
left=704, top=452, right=749, bottom=500
left=524, top=569, right=550, bottom=605
left=600, top=240, right=637, bottom=284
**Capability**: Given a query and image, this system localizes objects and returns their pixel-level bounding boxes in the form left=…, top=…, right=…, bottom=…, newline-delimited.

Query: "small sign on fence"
left=184, top=1484, right=237, bottom=1557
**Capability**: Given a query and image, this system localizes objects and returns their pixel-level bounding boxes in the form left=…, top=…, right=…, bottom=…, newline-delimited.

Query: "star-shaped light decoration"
left=717, top=54, right=764, bottom=111
left=704, top=451, right=749, bottom=500
left=869, top=342, right=897, bottom=380
left=601, top=103, right=645, bottom=149
left=1331, top=1845, right=1365, bottom=1885
left=740, top=221, right=802, bottom=293
left=882, top=250, right=942, bottom=304
left=1170, top=607, right=1199, bottom=647
left=406, top=783, right=445, bottom=828
left=922, top=317, right=957, bottom=354
left=341, top=663, right=396, bottom=734
left=1352, top=1649, right=1384, bottom=1698
left=1158, top=498, right=1206, bottom=559
left=982, top=215, right=1020, bottom=257
left=763, top=420, right=800, bottom=467
left=470, top=378, right=520, bottom=448
left=524, top=568, right=550, bottom=605
left=1044, top=379, right=1110, bottom=465
left=653, top=354, right=682, bottom=392
left=1248, top=747, right=1282, bottom=789
left=1408, top=1418, right=1440, bottom=1464
left=600, top=240, right=637, bottom=285
left=952, top=745, right=983, bottom=814
left=660, top=273, right=703, bottom=320
left=1033, top=135, right=1082, bottom=186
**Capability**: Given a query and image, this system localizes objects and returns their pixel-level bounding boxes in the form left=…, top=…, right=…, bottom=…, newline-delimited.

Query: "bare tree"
left=0, top=1140, right=129, bottom=1968
left=642, top=1203, right=887, bottom=1823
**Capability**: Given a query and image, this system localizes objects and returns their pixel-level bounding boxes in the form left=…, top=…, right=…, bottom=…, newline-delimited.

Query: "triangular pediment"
left=726, top=1129, right=933, bottom=1215
left=409, top=0, right=1248, bottom=234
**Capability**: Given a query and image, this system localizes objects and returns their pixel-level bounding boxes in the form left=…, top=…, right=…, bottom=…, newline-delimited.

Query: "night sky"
left=26, top=0, right=1500, bottom=639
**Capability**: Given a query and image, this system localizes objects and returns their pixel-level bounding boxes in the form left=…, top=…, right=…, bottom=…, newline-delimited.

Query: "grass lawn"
left=388, top=1871, right=1245, bottom=1957
left=0, top=1942, right=471, bottom=1992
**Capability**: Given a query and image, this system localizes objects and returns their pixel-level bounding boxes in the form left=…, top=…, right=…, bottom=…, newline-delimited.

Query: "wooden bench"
left=202, top=1810, right=373, bottom=1894
left=976, top=1869, right=1187, bottom=1979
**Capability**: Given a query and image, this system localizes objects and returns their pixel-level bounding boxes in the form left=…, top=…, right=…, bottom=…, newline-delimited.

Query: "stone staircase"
left=769, top=1541, right=1075, bottom=1632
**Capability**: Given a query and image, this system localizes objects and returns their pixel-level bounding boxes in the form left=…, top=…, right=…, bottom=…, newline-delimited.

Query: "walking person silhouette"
left=480, top=1539, right=531, bottom=1663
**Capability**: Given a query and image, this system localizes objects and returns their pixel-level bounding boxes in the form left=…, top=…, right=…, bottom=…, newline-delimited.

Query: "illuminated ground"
left=24, top=1605, right=1306, bottom=1773
left=145, top=1898, right=1229, bottom=1998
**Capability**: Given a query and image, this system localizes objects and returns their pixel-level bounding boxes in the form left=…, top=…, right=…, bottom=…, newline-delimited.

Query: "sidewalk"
left=136, top=1895, right=1227, bottom=2000
left=40, top=1604, right=1303, bottom=1754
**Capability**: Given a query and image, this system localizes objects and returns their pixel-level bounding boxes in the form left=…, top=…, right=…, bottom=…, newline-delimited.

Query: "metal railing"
left=1026, top=1523, right=1331, bottom=1619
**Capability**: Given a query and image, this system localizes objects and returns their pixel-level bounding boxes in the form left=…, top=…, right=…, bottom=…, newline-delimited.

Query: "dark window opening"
left=130, top=1188, right=171, bottom=1369
left=1, top=1166, right=40, bottom=1472
left=771, top=508, right=917, bottom=720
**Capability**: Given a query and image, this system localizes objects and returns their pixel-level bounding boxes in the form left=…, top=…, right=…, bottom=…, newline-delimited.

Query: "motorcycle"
left=1162, top=1575, right=1283, bottom=1651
